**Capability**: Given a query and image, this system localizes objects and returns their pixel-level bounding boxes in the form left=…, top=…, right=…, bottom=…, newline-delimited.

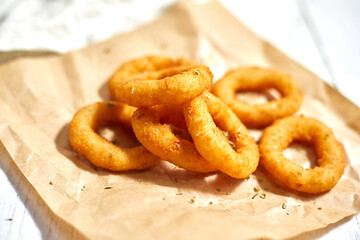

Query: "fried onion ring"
left=109, top=56, right=213, bottom=107
left=109, top=56, right=195, bottom=86
left=211, top=67, right=303, bottom=128
left=132, top=104, right=217, bottom=173
left=183, top=92, right=259, bottom=179
left=69, top=102, right=160, bottom=171
left=259, top=116, right=345, bottom=193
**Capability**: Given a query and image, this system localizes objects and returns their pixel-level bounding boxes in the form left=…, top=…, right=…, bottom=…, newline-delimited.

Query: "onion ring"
left=69, top=102, right=160, bottom=171
left=132, top=104, right=217, bottom=173
left=109, top=56, right=195, bottom=101
left=183, top=92, right=259, bottom=179
left=211, top=67, right=303, bottom=128
left=259, top=116, right=345, bottom=193
left=109, top=56, right=213, bottom=107
left=109, top=56, right=195, bottom=85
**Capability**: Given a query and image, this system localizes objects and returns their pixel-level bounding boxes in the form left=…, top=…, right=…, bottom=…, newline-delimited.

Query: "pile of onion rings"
left=69, top=55, right=345, bottom=193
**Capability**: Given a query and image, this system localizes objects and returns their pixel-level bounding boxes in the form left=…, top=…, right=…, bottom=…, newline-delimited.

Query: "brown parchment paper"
left=0, top=1, right=359, bottom=239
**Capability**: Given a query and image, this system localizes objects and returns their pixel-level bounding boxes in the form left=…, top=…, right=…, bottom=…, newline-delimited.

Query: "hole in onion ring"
left=235, top=88, right=281, bottom=105
left=96, top=123, right=141, bottom=149
left=218, top=128, right=236, bottom=149
left=165, top=123, right=193, bottom=142
left=282, top=141, right=318, bottom=169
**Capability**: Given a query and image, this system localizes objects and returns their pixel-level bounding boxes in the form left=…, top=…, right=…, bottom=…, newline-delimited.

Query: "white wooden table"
left=1, top=0, right=359, bottom=239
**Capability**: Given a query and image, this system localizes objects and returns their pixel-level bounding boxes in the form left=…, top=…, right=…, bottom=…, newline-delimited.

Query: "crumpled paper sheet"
left=0, top=1, right=359, bottom=239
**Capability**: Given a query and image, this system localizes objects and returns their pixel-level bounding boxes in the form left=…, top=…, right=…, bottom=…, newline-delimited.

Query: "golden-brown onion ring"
left=183, top=92, right=259, bottom=179
left=212, top=67, right=303, bottom=128
left=109, top=56, right=213, bottom=107
left=69, top=102, right=160, bottom=171
left=259, top=116, right=345, bottom=193
left=109, top=56, right=195, bottom=88
left=132, top=104, right=217, bottom=173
